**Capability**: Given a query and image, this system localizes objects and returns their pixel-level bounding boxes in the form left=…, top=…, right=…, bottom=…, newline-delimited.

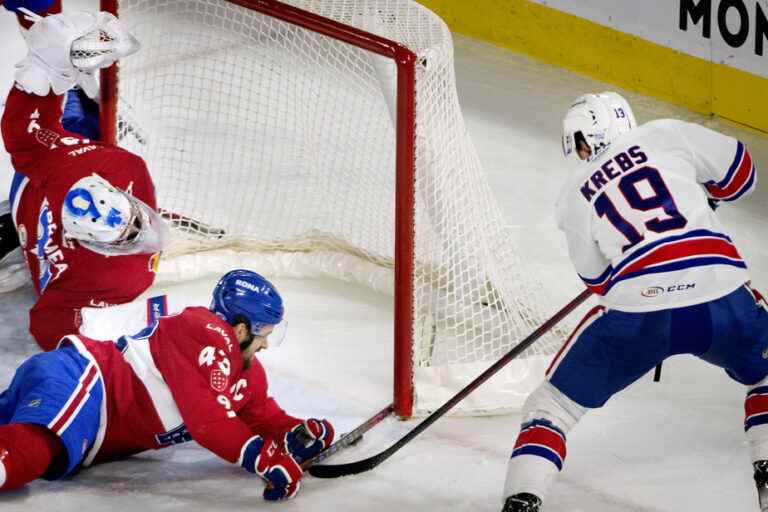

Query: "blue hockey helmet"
left=210, top=270, right=284, bottom=334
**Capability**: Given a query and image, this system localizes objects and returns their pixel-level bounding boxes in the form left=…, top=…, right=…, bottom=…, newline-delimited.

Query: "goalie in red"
left=0, top=269, right=334, bottom=500
left=0, top=3, right=169, bottom=350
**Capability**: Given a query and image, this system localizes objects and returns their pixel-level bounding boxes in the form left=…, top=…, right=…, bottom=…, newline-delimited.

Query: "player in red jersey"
left=0, top=5, right=168, bottom=349
left=0, top=269, right=335, bottom=501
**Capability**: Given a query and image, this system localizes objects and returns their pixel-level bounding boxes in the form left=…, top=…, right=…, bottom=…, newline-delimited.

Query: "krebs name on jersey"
left=579, top=145, right=648, bottom=203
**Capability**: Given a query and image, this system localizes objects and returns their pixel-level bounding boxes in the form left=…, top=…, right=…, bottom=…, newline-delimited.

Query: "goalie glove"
left=14, top=10, right=139, bottom=98
left=285, top=418, right=335, bottom=464
left=240, top=436, right=303, bottom=501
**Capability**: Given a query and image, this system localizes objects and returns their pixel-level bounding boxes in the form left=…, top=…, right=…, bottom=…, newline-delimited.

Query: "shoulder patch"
left=211, top=369, right=228, bottom=392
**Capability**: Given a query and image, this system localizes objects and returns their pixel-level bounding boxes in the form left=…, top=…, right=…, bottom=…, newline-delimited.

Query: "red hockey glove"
left=241, top=436, right=303, bottom=501
left=285, top=418, right=335, bottom=464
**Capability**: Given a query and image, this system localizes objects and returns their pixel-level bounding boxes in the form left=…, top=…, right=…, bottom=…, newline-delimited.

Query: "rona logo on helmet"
left=234, top=279, right=270, bottom=294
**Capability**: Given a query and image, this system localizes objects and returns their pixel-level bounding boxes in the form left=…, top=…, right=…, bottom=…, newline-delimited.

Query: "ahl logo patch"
left=641, top=286, right=664, bottom=298
left=211, top=369, right=228, bottom=392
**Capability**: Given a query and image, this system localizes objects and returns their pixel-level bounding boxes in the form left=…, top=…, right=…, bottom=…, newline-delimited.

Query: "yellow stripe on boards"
left=713, top=62, right=768, bottom=134
left=417, top=0, right=767, bottom=135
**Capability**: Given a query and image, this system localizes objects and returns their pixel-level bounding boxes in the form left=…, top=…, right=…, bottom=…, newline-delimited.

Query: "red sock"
left=0, top=423, right=64, bottom=491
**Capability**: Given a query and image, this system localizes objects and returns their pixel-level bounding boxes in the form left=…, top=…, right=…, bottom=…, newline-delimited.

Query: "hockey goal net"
left=99, top=0, right=571, bottom=418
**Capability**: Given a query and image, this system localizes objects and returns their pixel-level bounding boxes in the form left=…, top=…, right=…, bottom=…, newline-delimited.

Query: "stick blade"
left=307, top=454, right=383, bottom=478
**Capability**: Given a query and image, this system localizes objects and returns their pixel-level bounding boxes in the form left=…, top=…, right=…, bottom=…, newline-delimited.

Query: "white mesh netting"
left=110, top=0, right=573, bottom=415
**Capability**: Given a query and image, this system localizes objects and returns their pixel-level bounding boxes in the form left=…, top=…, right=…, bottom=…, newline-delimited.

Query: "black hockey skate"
left=501, top=493, right=542, bottom=512
left=754, top=460, right=768, bottom=511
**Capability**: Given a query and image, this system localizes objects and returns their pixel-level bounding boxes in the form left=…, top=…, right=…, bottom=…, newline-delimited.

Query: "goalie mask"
left=61, top=174, right=168, bottom=256
left=562, top=92, right=637, bottom=162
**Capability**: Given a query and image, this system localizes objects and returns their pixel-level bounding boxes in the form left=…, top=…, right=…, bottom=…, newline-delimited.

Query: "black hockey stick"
left=653, top=362, right=663, bottom=382
left=300, top=404, right=395, bottom=469
left=307, top=288, right=593, bottom=478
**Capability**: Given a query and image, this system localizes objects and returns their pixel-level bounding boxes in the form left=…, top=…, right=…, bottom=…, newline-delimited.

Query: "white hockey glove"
left=14, top=9, right=139, bottom=98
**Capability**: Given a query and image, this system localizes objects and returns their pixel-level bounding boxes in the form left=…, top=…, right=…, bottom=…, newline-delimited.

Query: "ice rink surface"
left=1, top=2, right=767, bottom=511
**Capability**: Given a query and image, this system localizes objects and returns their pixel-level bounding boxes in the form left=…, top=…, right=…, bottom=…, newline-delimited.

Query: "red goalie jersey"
left=62, top=306, right=300, bottom=465
left=1, top=85, right=159, bottom=350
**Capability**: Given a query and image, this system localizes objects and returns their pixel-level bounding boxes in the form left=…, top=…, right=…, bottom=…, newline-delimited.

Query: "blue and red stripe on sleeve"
left=578, top=265, right=612, bottom=296
left=706, top=142, right=756, bottom=202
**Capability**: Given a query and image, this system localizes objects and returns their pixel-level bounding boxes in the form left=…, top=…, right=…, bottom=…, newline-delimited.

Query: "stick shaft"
left=309, top=288, right=593, bottom=478
left=301, top=404, right=394, bottom=469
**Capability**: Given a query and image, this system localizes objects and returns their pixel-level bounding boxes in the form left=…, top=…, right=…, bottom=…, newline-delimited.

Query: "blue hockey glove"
left=241, top=436, right=303, bottom=501
left=285, top=418, right=335, bottom=464
left=62, top=87, right=100, bottom=140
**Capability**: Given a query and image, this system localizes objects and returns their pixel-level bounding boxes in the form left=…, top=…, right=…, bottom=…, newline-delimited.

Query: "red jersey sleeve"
left=1, top=85, right=157, bottom=209
left=150, top=308, right=257, bottom=464
left=236, top=361, right=301, bottom=439
left=1, top=86, right=97, bottom=179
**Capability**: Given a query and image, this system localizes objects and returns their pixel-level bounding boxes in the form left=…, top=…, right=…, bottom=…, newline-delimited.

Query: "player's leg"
left=0, top=347, right=104, bottom=489
left=501, top=381, right=584, bottom=511
left=698, top=285, right=768, bottom=510
left=0, top=423, right=63, bottom=490
left=502, top=306, right=671, bottom=511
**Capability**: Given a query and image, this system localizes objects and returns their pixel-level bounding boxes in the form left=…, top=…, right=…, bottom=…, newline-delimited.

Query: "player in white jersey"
left=501, top=92, right=768, bottom=512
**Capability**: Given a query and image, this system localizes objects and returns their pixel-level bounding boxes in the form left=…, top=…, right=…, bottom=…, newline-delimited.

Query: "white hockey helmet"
left=562, top=91, right=637, bottom=162
left=61, top=174, right=169, bottom=256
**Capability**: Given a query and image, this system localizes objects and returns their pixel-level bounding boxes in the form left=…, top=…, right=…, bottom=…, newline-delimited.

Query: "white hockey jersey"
left=555, top=119, right=756, bottom=312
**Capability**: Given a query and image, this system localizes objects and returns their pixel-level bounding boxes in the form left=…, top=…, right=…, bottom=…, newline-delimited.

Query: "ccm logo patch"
left=642, top=283, right=696, bottom=297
